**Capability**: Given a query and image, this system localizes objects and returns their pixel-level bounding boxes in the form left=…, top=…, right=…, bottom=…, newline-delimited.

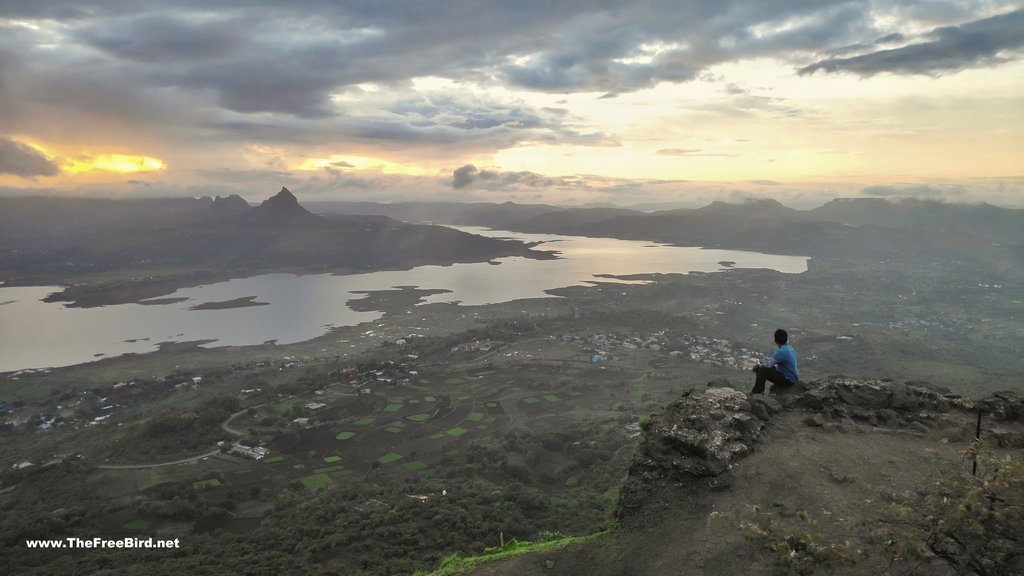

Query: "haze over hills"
left=0, top=188, right=552, bottom=306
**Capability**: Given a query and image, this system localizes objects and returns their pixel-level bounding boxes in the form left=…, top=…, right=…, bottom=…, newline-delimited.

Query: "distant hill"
left=0, top=189, right=552, bottom=287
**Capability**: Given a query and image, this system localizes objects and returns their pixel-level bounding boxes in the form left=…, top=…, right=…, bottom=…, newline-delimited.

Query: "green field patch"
left=293, top=464, right=305, bottom=470
left=406, top=412, right=431, bottom=422
left=565, top=368, right=581, bottom=375
left=354, top=417, right=375, bottom=426
left=383, top=404, right=402, bottom=413
left=262, top=455, right=285, bottom=463
left=388, top=397, right=405, bottom=404
left=330, top=470, right=353, bottom=478
left=446, top=427, right=469, bottom=437
left=301, top=474, right=329, bottom=489
left=429, top=433, right=444, bottom=440
left=523, top=397, right=540, bottom=404
left=568, top=391, right=582, bottom=397
left=543, top=395, right=561, bottom=403
left=403, top=461, right=427, bottom=471
left=445, top=378, right=465, bottom=385
left=274, top=398, right=299, bottom=414
left=378, top=452, right=403, bottom=464
left=467, top=412, right=484, bottom=422
left=424, top=396, right=436, bottom=402
left=384, top=426, right=403, bottom=433
left=192, top=478, right=222, bottom=490
left=123, top=520, right=152, bottom=530
left=457, top=395, right=471, bottom=400
left=565, top=476, right=579, bottom=487
left=323, top=455, right=342, bottom=463
left=335, top=431, right=356, bottom=440
left=315, top=465, right=346, bottom=474
left=407, top=399, right=420, bottom=404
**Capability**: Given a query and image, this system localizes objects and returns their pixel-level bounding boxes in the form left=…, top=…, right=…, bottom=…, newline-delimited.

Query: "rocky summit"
left=619, top=377, right=1022, bottom=516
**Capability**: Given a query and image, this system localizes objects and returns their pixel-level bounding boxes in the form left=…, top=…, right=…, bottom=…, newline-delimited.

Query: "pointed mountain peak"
left=251, top=186, right=315, bottom=222
left=262, top=186, right=299, bottom=208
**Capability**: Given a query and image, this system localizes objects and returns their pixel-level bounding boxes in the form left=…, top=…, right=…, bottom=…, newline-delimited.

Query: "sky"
left=0, top=0, right=1022, bottom=208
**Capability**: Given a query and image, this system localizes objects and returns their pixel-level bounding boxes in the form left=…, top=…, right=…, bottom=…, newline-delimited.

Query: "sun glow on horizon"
left=62, top=154, right=167, bottom=174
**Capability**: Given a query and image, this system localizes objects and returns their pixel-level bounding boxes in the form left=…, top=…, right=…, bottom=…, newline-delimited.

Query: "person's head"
left=774, top=329, right=788, bottom=346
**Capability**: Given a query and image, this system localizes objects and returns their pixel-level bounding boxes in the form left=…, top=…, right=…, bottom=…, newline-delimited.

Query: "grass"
left=424, top=396, right=436, bottom=402
left=274, top=398, right=299, bottom=414
left=378, top=452, right=403, bottom=464
left=301, top=474, right=329, bottom=489
left=314, top=465, right=346, bottom=474
left=446, top=427, right=469, bottom=437
left=415, top=530, right=611, bottom=576
left=406, top=413, right=431, bottom=422
left=123, top=520, right=153, bottom=530
left=467, top=412, right=484, bottom=422
left=403, top=461, right=427, bottom=471
left=323, top=455, right=342, bottom=463
left=192, top=478, right=222, bottom=490
left=523, top=397, right=540, bottom=404
left=354, top=417, right=375, bottom=426
left=335, top=431, right=356, bottom=440
left=384, top=404, right=402, bottom=412
left=543, top=395, right=560, bottom=403
left=385, top=426, right=403, bottom=433
left=330, top=469, right=354, bottom=478
left=262, top=455, right=285, bottom=463
left=429, top=433, right=445, bottom=439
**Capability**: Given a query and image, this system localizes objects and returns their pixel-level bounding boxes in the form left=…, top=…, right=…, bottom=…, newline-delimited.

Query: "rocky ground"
left=468, top=377, right=1024, bottom=576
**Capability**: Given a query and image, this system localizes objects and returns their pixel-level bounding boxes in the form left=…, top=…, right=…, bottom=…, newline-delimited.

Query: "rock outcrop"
left=618, top=376, right=1023, bottom=515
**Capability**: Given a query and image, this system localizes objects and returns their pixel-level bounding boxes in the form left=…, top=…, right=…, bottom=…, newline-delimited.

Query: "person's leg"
left=752, top=366, right=770, bottom=394
left=753, top=366, right=791, bottom=394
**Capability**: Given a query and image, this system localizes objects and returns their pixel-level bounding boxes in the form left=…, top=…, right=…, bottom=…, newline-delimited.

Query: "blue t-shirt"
left=771, top=344, right=799, bottom=383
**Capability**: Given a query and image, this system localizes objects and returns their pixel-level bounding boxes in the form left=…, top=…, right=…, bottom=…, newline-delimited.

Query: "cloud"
left=799, top=9, right=1024, bottom=76
left=0, top=137, right=60, bottom=177
left=452, top=164, right=585, bottom=190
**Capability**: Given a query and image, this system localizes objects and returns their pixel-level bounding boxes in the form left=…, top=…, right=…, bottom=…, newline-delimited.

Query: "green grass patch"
left=293, top=464, right=305, bottom=470
left=457, top=395, right=471, bottom=400
left=445, top=378, right=465, bottom=385
left=419, top=379, right=431, bottom=383
left=467, top=412, right=484, bottom=422
left=406, top=413, right=431, bottom=422
left=543, top=395, right=560, bottom=403
left=446, top=427, right=469, bottom=437
left=273, top=398, right=298, bottom=414
left=378, top=453, right=403, bottom=464
left=330, top=469, right=353, bottom=478
left=421, top=531, right=610, bottom=576
left=568, top=391, right=582, bottom=397
left=408, top=399, right=420, bottom=404
left=522, top=397, right=540, bottom=404
left=388, top=397, right=405, bottom=403
left=301, top=474, right=329, bottom=489
left=429, top=433, right=444, bottom=440
left=123, top=520, right=152, bottom=530
left=383, top=404, right=402, bottom=412
left=192, top=478, right=222, bottom=490
left=335, top=431, right=356, bottom=440
left=262, top=455, right=285, bottom=463
left=476, top=425, right=488, bottom=430
left=564, top=476, right=579, bottom=487
left=403, top=461, right=427, bottom=471
left=354, top=417, right=375, bottom=426
left=384, top=426, right=403, bottom=433
left=323, top=455, right=342, bottom=463
left=315, top=465, right=346, bottom=474
left=424, top=396, right=436, bottom=402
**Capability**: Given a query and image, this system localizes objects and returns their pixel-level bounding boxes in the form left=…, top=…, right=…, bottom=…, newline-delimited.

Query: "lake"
left=0, top=227, right=807, bottom=372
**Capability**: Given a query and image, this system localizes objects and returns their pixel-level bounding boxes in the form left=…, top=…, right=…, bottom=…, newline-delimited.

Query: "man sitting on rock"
left=750, top=329, right=799, bottom=395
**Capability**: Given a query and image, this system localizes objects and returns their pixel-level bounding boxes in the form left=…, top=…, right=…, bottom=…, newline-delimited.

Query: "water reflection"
left=0, top=227, right=807, bottom=372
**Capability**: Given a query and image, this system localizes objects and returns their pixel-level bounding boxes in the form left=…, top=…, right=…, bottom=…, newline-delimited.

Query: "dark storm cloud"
left=0, top=137, right=60, bottom=177
left=4, top=1, right=1023, bottom=154
left=452, top=164, right=582, bottom=190
left=799, top=9, right=1024, bottom=76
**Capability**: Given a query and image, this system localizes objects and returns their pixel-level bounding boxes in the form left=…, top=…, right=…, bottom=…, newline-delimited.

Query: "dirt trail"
left=469, top=409, right=1013, bottom=576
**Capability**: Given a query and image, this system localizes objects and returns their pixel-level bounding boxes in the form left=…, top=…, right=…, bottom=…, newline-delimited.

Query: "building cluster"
left=557, top=331, right=760, bottom=370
